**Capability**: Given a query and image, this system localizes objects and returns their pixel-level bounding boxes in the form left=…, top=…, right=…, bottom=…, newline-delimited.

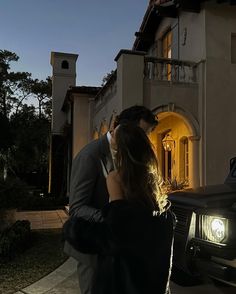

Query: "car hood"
left=168, top=183, right=236, bottom=209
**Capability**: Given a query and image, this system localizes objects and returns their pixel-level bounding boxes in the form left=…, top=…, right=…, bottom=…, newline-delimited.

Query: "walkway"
left=14, top=258, right=79, bottom=294
left=16, top=209, right=68, bottom=229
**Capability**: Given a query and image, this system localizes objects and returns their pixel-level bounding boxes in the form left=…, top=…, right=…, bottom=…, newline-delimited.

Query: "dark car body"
left=169, top=158, right=236, bottom=286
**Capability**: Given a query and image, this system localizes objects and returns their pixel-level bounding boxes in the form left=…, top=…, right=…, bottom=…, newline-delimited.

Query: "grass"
left=0, top=228, right=68, bottom=294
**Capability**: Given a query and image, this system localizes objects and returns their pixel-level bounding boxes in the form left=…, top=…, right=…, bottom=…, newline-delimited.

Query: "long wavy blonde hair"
left=115, top=124, right=169, bottom=214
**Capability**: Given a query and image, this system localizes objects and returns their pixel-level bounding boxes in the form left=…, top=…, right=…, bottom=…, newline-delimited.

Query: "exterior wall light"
left=162, top=133, right=175, bottom=151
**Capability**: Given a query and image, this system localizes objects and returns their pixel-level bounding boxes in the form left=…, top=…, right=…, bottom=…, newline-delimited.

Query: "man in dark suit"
left=64, top=105, right=158, bottom=294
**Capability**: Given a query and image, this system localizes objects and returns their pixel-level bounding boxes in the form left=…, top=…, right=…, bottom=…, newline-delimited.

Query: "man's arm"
left=69, top=152, right=102, bottom=221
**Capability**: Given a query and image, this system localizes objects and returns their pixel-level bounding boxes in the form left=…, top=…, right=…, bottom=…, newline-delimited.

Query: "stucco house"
left=49, top=0, right=236, bottom=197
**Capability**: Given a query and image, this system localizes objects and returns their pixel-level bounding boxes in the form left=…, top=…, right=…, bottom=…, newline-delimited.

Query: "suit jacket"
left=63, top=200, right=175, bottom=294
left=64, top=134, right=114, bottom=262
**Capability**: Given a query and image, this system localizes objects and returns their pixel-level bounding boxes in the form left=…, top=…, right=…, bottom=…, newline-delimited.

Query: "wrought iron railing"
left=144, top=57, right=198, bottom=83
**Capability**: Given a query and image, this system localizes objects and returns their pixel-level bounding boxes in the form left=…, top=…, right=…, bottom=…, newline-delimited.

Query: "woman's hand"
left=106, top=170, right=124, bottom=201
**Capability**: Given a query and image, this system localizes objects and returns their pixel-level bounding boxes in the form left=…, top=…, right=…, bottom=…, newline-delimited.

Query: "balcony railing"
left=144, top=57, right=198, bottom=83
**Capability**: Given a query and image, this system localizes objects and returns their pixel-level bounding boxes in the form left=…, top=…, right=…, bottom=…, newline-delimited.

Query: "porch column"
left=72, top=93, right=90, bottom=158
left=115, top=50, right=146, bottom=109
left=189, top=136, right=200, bottom=188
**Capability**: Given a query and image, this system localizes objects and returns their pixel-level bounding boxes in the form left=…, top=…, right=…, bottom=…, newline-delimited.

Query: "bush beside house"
left=0, top=220, right=31, bottom=259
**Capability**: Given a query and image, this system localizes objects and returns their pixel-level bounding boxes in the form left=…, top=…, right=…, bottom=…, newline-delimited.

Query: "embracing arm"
left=63, top=215, right=117, bottom=255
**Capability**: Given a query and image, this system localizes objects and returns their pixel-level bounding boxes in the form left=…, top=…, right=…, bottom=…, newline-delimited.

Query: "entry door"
left=163, top=150, right=172, bottom=181
left=161, top=132, right=172, bottom=181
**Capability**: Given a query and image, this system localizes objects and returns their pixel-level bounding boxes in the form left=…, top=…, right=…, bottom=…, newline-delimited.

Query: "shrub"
left=0, top=220, right=31, bottom=259
left=163, top=178, right=189, bottom=193
left=0, top=176, right=67, bottom=211
left=0, top=177, right=29, bottom=210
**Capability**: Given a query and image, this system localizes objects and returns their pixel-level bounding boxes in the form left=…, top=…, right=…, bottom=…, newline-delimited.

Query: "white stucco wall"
left=117, top=52, right=145, bottom=109
left=144, top=80, right=199, bottom=119
left=179, top=10, right=206, bottom=62
left=204, top=4, right=236, bottom=184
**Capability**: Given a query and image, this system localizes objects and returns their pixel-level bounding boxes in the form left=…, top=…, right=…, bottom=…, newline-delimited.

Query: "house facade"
left=49, top=0, right=236, bottom=197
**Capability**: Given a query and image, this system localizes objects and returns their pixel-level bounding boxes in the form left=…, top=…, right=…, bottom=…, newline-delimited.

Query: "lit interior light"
left=162, top=133, right=175, bottom=151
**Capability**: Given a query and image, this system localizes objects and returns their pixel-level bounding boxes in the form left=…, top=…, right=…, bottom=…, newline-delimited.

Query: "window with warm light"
left=109, top=112, right=117, bottom=132
left=162, top=30, right=172, bottom=80
left=93, top=129, right=99, bottom=140
left=99, top=121, right=108, bottom=137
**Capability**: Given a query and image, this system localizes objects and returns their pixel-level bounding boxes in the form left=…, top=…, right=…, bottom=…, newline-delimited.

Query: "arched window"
left=93, top=129, right=99, bottom=140
left=108, top=111, right=117, bottom=131
left=61, top=60, right=69, bottom=69
left=99, top=120, right=108, bottom=137
left=162, top=29, right=172, bottom=81
left=179, top=137, right=189, bottom=182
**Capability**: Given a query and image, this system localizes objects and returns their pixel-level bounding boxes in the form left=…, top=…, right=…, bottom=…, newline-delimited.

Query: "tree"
left=0, top=50, right=34, bottom=179
left=9, top=105, right=50, bottom=187
left=0, top=50, right=33, bottom=118
left=31, top=77, right=52, bottom=118
left=0, top=50, right=52, bottom=184
left=0, top=113, right=12, bottom=152
left=0, top=113, right=13, bottom=179
left=101, top=70, right=115, bottom=86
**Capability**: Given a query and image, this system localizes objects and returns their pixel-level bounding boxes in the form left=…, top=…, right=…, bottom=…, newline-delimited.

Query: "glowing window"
left=162, top=30, right=172, bottom=80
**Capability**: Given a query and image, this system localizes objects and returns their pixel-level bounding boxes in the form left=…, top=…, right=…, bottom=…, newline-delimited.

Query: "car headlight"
left=201, top=215, right=228, bottom=244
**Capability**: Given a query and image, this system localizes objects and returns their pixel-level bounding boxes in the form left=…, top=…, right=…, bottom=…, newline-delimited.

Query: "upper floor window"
left=162, top=30, right=172, bottom=80
left=162, top=30, right=172, bottom=58
left=61, top=60, right=69, bottom=69
left=109, top=112, right=117, bottom=132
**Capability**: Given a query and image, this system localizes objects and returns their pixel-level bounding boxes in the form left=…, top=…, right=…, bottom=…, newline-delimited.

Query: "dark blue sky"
left=1, top=0, right=148, bottom=86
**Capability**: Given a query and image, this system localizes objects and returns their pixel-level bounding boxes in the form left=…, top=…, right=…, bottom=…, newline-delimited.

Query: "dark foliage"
left=0, top=220, right=31, bottom=259
left=0, top=177, right=29, bottom=209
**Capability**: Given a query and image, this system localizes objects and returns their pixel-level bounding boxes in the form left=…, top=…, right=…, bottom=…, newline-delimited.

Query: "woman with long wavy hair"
left=109, top=123, right=169, bottom=213
left=64, top=123, right=175, bottom=294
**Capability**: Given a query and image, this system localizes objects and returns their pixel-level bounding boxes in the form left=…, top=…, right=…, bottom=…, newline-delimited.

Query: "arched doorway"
left=150, top=108, right=200, bottom=188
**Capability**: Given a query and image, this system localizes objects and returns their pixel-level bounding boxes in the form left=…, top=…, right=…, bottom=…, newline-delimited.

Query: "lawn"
left=0, top=229, right=68, bottom=294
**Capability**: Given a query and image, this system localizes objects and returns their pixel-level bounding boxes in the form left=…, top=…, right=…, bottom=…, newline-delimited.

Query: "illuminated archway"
left=151, top=104, right=200, bottom=188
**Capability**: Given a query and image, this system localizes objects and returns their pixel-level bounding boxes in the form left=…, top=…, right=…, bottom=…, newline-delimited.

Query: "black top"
left=63, top=199, right=175, bottom=294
